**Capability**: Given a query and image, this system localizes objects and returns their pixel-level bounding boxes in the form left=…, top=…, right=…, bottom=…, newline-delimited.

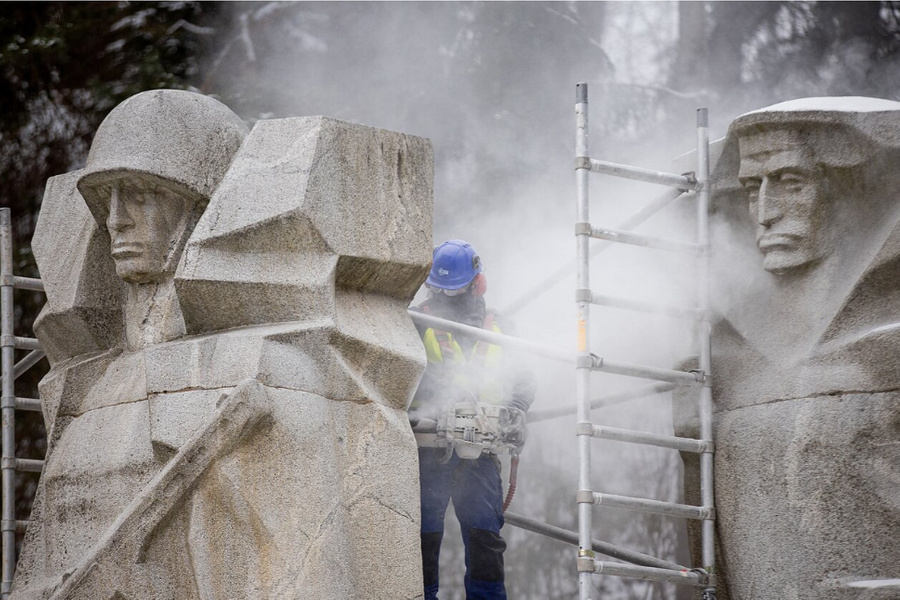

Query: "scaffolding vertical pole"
left=695, top=109, right=717, bottom=599
left=574, top=82, right=594, bottom=600
left=0, top=209, right=14, bottom=599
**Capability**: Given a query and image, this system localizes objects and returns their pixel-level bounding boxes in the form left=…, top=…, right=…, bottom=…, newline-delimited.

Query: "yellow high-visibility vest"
left=419, top=318, right=505, bottom=406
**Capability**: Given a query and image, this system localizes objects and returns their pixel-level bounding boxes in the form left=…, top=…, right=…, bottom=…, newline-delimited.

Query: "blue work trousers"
left=418, top=447, right=507, bottom=600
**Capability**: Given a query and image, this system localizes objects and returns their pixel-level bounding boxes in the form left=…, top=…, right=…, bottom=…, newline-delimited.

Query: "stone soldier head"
left=77, top=90, right=248, bottom=284
left=730, top=98, right=900, bottom=276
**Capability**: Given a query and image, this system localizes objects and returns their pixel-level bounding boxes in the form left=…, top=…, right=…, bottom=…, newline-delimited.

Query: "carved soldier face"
left=98, top=175, right=194, bottom=284
left=738, top=129, right=832, bottom=275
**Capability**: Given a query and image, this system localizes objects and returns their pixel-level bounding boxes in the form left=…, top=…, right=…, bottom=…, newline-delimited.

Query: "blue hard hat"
left=426, top=239, right=482, bottom=290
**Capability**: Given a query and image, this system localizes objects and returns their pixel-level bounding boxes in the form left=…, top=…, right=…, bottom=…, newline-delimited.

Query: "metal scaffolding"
left=412, top=87, right=718, bottom=598
left=573, top=82, right=716, bottom=599
left=0, top=208, right=46, bottom=600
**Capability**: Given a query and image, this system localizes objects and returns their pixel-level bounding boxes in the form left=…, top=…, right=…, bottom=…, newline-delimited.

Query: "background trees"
left=2, top=2, right=898, bottom=597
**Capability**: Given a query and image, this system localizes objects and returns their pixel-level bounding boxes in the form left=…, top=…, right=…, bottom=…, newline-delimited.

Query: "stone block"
left=17, top=92, right=431, bottom=600
left=31, top=171, right=123, bottom=364
left=176, top=116, right=433, bottom=334
left=713, top=393, right=899, bottom=600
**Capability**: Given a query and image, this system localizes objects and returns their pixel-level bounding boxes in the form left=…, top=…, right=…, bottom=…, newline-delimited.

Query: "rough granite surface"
left=15, top=91, right=432, bottom=600
left=676, top=99, right=900, bottom=600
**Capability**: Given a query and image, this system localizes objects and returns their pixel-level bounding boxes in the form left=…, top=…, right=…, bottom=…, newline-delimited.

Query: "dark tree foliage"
left=0, top=0, right=220, bottom=539
left=663, top=1, right=900, bottom=145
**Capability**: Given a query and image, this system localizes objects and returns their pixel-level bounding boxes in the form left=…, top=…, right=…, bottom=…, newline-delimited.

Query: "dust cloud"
left=200, top=2, right=889, bottom=598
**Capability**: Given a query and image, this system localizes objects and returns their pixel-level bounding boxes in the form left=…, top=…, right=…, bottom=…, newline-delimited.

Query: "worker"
left=409, top=239, right=535, bottom=600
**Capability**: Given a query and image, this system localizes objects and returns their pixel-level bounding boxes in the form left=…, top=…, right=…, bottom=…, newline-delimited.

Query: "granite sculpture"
left=679, top=98, right=900, bottom=600
left=14, top=89, right=433, bottom=600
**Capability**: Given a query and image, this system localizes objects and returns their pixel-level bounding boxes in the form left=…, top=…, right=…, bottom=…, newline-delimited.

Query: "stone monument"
left=679, top=98, right=899, bottom=600
left=13, top=90, right=433, bottom=600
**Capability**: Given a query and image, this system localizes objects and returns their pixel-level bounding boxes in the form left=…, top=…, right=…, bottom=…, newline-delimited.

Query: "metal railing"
left=1, top=208, right=46, bottom=600
left=573, top=82, right=717, bottom=599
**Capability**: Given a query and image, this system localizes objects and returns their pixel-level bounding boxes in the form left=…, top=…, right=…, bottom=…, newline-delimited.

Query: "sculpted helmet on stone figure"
left=77, top=90, right=248, bottom=285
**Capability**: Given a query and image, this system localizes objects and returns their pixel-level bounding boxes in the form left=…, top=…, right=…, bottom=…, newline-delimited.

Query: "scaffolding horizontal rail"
left=577, top=422, right=712, bottom=453
left=576, top=156, right=699, bottom=191
left=504, top=510, right=687, bottom=571
left=578, top=290, right=705, bottom=322
left=13, top=459, right=43, bottom=473
left=2, top=336, right=42, bottom=351
left=585, top=491, right=713, bottom=520
left=577, top=557, right=706, bottom=587
left=408, top=311, right=701, bottom=385
left=11, top=277, right=43, bottom=293
left=528, top=382, right=676, bottom=423
left=409, top=310, right=571, bottom=362
left=14, top=398, right=41, bottom=412
left=580, top=224, right=703, bottom=256
left=587, top=355, right=700, bottom=385
left=14, top=521, right=27, bottom=534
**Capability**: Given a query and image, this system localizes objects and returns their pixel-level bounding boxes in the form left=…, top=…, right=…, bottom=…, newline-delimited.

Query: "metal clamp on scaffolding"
left=690, top=368, right=712, bottom=386
left=576, top=489, right=595, bottom=504
left=576, top=354, right=595, bottom=369
left=575, top=422, right=594, bottom=437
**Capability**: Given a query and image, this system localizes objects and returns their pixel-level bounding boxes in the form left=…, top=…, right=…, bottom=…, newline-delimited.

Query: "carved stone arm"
left=44, top=379, right=273, bottom=600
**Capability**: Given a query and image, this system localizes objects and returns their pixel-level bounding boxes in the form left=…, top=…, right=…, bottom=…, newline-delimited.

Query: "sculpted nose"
left=757, top=178, right=782, bottom=227
left=106, top=183, right=133, bottom=232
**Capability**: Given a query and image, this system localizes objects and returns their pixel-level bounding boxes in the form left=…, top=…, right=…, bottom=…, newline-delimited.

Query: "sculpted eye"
left=127, top=186, right=152, bottom=205
left=776, top=172, right=807, bottom=190
left=741, top=179, right=760, bottom=200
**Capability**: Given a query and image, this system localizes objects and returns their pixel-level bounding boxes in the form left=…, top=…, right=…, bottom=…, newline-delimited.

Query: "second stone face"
left=678, top=98, right=900, bottom=600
